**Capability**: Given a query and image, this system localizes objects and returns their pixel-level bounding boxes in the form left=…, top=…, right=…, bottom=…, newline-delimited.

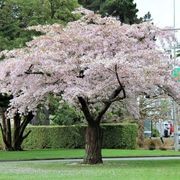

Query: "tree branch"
left=115, top=64, right=126, bottom=98
left=22, top=130, right=31, bottom=141
left=0, top=122, right=11, bottom=149
left=19, top=112, right=33, bottom=138
left=95, top=86, right=125, bottom=123
left=78, top=96, right=94, bottom=126
left=95, top=65, right=126, bottom=123
left=24, top=64, right=51, bottom=76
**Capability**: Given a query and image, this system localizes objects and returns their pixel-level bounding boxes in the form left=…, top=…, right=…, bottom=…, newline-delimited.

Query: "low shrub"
left=144, top=137, right=174, bottom=150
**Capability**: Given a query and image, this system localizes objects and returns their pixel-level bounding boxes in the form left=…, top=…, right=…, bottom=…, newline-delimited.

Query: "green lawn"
left=0, top=149, right=179, bottom=161
left=0, top=160, right=180, bottom=180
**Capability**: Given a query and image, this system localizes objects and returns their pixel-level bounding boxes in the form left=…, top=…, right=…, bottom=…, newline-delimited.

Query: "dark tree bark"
left=0, top=110, right=33, bottom=151
left=77, top=96, right=102, bottom=164
left=0, top=108, right=13, bottom=151
left=138, top=117, right=145, bottom=148
left=84, top=122, right=103, bottom=164
left=12, top=112, right=33, bottom=151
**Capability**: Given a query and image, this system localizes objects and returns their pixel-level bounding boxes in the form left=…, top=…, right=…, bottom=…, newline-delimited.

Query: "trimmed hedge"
left=22, top=125, right=85, bottom=149
left=0, top=123, right=137, bottom=149
left=22, top=123, right=137, bottom=149
left=102, top=124, right=138, bottom=149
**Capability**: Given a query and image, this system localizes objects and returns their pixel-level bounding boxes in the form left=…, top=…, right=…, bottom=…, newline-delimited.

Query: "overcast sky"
left=134, top=0, right=180, bottom=29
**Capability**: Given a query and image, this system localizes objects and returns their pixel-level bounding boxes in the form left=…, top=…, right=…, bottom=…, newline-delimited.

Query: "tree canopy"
left=0, top=9, right=176, bottom=116
left=78, top=0, right=140, bottom=24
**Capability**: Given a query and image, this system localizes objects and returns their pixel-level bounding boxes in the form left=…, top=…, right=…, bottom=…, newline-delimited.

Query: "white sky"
left=134, top=0, right=180, bottom=39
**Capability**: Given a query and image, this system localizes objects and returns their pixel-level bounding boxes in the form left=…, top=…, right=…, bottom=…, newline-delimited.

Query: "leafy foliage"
left=79, top=0, right=140, bottom=24
left=48, top=96, right=83, bottom=125
left=0, top=0, right=79, bottom=51
left=152, top=128, right=160, bottom=137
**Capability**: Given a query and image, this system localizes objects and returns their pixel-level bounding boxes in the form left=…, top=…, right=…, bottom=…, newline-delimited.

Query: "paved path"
left=2, top=156, right=180, bottom=163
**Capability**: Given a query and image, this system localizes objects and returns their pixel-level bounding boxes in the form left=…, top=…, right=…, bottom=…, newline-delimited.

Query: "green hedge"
left=102, top=124, right=138, bottom=149
left=0, top=123, right=137, bottom=149
left=22, top=125, right=85, bottom=149
left=22, top=123, right=137, bottom=149
left=0, top=132, right=2, bottom=150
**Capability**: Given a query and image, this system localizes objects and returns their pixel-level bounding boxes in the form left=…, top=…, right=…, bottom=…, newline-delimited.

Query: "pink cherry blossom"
left=0, top=10, right=178, bottom=118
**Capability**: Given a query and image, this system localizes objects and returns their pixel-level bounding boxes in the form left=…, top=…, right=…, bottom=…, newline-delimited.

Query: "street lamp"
left=172, top=0, right=179, bottom=151
left=164, top=0, right=180, bottom=151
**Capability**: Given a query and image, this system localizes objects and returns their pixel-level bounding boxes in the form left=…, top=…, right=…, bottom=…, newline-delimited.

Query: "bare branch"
left=78, top=96, right=94, bottom=125
left=24, top=64, right=51, bottom=76
left=95, top=86, right=124, bottom=123
left=22, top=130, right=31, bottom=140
left=114, top=64, right=126, bottom=98
left=94, top=65, right=126, bottom=123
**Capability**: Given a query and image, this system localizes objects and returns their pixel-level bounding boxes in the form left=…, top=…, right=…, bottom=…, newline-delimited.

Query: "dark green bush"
left=22, top=123, right=137, bottom=149
left=152, top=128, right=160, bottom=137
left=0, top=132, right=2, bottom=150
left=50, top=102, right=83, bottom=125
left=22, top=125, right=85, bottom=149
left=102, top=123, right=138, bottom=149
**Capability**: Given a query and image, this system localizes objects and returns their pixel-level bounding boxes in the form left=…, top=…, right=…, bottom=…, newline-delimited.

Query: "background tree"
left=79, top=0, right=140, bottom=24
left=100, top=0, right=139, bottom=24
left=49, top=97, right=83, bottom=125
left=0, top=10, right=177, bottom=163
left=143, top=11, right=152, bottom=22
left=0, top=0, right=43, bottom=51
left=30, top=94, right=83, bottom=125
left=0, top=94, right=34, bottom=151
left=0, top=0, right=79, bottom=51
left=11, top=0, right=79, bottom=25
left=78, top=0, right=105, bottom=11
left=138, top=94, right=171, bottom=147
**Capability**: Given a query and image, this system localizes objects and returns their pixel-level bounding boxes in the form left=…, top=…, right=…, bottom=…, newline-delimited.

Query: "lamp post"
left=172, top=0, right=179, bottom=151
left=165, top=0, right=180, bottom=151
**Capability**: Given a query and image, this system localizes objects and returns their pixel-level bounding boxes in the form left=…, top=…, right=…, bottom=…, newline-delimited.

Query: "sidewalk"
left=1, top=155, right=180, bottom=162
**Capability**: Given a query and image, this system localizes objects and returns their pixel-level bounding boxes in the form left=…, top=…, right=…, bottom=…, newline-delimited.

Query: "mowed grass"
left=0, top=149, right=179, bottom=161
left=0, top=159, right=180, bottom=180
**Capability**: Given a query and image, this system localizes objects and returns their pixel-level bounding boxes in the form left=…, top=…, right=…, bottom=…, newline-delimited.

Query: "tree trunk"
left=0, top=111, right=33, bottom=151
left=138, top=117, right=145, bottom=148
left=77, top=83, right=125, bottom=165
left=13, top=113, right=23, bottom=151
left=0, top=109, right=13, bottom=151
left=83, top=122, right=103, bottom=164
left=12, top=112, right=33, bottom=151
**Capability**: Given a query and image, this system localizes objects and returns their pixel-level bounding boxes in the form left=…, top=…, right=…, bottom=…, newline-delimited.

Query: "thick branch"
left=19, top=112, right=33, bottom=138
left=24, top=64, right=51, bottom=76
left=0, top=123, right=11, bottom=149
left=95, top=86, right=125, bottom=123
left=78, top=96, right=94, bottom=125
left=0, top=123, right=6, bottom=143
left=95, top=66, right=126, bottom=123
left=22, top=130, right=31, bottom=141
left=115, top=64, right=126, bottom=98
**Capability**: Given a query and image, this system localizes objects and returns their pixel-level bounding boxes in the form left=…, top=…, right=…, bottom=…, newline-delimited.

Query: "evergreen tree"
left=79, top=0, right=140, bottom=24
left=0, top=0, right=79, bottom=51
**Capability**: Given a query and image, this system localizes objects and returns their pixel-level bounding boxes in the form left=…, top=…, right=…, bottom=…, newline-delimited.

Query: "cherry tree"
left=0, top=8, right=179, bottom=163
